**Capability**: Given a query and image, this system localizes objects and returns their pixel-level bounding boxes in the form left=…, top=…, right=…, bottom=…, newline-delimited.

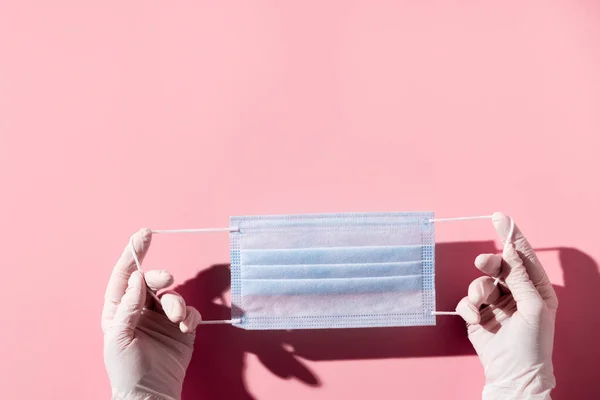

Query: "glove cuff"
left=483, top=387, right=552, bottom=400
left=482, top=378, right=555, bottom=400
left=482, top=362, right=555, bottom=400
left=111, top=388, right=178, bottom=400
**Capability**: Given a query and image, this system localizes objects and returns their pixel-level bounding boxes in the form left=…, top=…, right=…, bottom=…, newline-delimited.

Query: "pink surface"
left=1, top=2, right=599, bottom=399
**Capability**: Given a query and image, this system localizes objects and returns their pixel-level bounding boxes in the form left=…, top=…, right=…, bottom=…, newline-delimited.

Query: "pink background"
left=1, top=2, right=599, bottom=399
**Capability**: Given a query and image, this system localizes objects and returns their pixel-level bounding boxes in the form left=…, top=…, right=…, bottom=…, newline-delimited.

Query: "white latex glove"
left=456, top=213, right=558, bottom=399
left=102, top=229, right=202, bottom=400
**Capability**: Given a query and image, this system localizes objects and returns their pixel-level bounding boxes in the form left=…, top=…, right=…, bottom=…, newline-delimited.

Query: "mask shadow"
left=174, top=242, right=599, bottom=400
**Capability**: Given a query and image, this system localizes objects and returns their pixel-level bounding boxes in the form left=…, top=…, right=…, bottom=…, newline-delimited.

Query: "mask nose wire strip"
left=431, top=215, right=515, bottom=317
left=129, top=228, right=243, bottom=326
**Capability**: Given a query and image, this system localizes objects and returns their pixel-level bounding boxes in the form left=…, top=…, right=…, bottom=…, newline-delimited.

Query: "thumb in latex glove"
left=102, top=229, right=202, bottom=400
left=456, top=213, right=558, bottom=400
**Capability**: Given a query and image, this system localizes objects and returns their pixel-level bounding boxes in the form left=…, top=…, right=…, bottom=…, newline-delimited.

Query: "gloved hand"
left=456, top=213, right=558, bottom=399
left=102, top=229, right=202, bottom=400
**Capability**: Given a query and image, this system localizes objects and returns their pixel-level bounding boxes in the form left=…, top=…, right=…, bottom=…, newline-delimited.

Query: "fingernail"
left=157, top=271, right=174, bottom=287
left=492, top=213, right=512, bottom=241
left=492, top=212, right=505, bottom=223
left=173, top=301, right=186, bottom=321
left=128, top=271, right=142, bottom=286
left=141, top=228, right=152, bottom=240
left=189, top=312, right=202, bottom=333
left=159, top=270, right=170, bottom=278
left=180, top=312, right=196, bottom=333
left=180, top=321, right=190, bottom=333
left=474, top=254, right=487, bottom=268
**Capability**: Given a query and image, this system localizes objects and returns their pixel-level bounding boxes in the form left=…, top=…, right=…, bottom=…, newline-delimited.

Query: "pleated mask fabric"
left=230, top=212, right=435, bottom=330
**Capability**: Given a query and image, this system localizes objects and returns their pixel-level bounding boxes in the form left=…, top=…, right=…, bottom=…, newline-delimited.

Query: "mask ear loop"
left=130, top=237, right=163, bottom=307
left=130, top=226, right=243, bottom=325
left=431, top=215, right=514, bottom=316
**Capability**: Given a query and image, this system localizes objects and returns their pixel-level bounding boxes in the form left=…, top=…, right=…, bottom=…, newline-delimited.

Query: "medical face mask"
left=139, top=212, right=502, bottom=330
left=229, top=212, right=434, bottom=330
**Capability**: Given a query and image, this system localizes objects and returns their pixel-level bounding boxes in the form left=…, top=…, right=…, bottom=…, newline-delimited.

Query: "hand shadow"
left=175, top=264, right=320, bottom=400
left=543, top=247, right=600, bottom=400
left=173, top=242, right=599, bottom=399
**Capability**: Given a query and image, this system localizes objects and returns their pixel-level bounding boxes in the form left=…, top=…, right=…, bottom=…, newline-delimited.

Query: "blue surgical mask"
left=229, top=212, right=435, bottom=330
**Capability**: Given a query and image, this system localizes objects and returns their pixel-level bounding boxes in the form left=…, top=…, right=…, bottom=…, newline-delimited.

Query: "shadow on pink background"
left=176, top=244, right=599, bottom=400
left=0, top=1, right=599, bottom=399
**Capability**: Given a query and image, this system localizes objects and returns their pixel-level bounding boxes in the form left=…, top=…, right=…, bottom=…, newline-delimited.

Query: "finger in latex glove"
left=456, top=213, right=558, bottom=400
left=103, top=229, right=202, bottom=400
